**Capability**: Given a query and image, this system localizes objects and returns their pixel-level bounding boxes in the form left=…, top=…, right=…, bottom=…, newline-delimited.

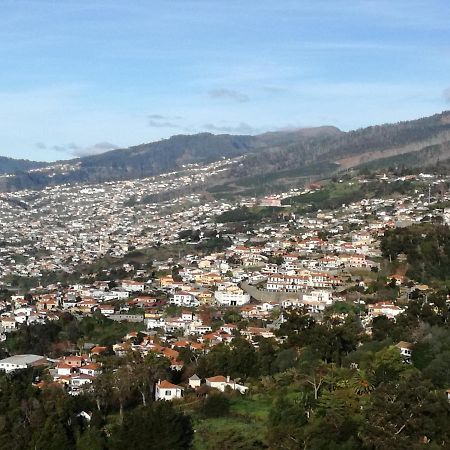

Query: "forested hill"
left=0, top=127, right=341, bottom=191
left=76, top=127, right=343, bottom=183
left=229, top=111, right=450, bottom=180
left=2, top=111, right=450, bottom=192
left=0, top=156, right=46, bottom=174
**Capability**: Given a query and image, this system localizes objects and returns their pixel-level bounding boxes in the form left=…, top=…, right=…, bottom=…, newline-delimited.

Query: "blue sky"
left=1, top=0, right=450, bottom=161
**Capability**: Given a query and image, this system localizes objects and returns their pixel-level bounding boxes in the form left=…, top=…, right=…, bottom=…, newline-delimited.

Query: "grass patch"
left=229, top=395, right=272, bottom=420
left=191, top=394, right=273, bottom=450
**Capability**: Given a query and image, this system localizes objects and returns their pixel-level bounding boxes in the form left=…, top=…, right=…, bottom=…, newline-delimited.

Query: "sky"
left=1, top=0, right=450, bottom=161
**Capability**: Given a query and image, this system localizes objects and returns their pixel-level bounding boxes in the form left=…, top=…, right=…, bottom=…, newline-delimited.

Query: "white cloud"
left=203, top=122, right=258, bottom=134
left=443, top=88, right=450, bottom=104
left=72, top=142, right=119, bottom=157
left=208, top=88, right=249, bottom=103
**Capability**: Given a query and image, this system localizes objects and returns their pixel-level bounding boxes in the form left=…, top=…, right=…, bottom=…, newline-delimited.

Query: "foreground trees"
left=109, top=402, right=193, bottom=450
left=2, top=300, right=450, bottom=449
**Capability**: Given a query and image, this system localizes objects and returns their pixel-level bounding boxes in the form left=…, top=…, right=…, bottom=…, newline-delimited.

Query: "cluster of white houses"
left=266, top=271, right=342, bottom=292
left=155, top=374, right=248, bottom=401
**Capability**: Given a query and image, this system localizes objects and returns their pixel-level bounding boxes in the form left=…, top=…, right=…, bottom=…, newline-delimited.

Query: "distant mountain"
left=0, top=127, right=339, bottom=191
left=2, top=112, right=450, bottom=193
left=241, top=111, right=450, bottom=174
left=0, top=156, right=46, bottom=174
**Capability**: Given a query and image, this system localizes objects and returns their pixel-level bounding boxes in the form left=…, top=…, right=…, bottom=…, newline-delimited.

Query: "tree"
left=129, top=352, right=170, bottom=406
left=76, top=427, right=106, bottom=450
left=33, top=417, right=73, bottom=450
left=201, top=392, right=230, bottom=418
left=361, top=373, right=450, bottom=449
left=111, top=366, right=132, bottom=422
left=90, top=372, right=113, bottom=412
left=109, top=402, right=193, bottom=450
left=371, top=346, right=408, bottom=386
left=349, top=369, right=374, bottom=396
left=305, top=388, right=362, bottom=450
left=423, top=350, right=450, bottom=388
left=297, top=353, right=329, bottom=401
left=268, top=395, right=309, bottom=449
left=276, top=309, right=316, bottom=348
left=371, top=315, right=395, bottom=341
left=229, top=338, right=258, bottom=379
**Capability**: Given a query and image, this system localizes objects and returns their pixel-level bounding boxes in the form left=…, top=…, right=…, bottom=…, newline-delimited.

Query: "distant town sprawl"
left=0, top=168, right=449, bottom=449
left=0, top=170, right=445, bottom=389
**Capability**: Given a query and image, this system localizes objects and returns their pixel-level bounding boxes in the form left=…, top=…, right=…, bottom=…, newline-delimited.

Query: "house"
left=195, top=272, right=223, bottom=286
left=171, top=291, right=199, bottom=307
left=155, top=380, right=184, bottom=401
left=1, top=316, right=17, bottom=332
left=145, top=313, right=166, bottom=330
left=0, top=354, right=47, bottom=373
left=90, top=346, right=108, bottom=357
left=159, top=276, right=176, bottom=288
left=69, top=374, right=94, bottom=395
left=133, top=296, right=158, bottom=308
left=188, top=374, right=201, bottom=389
left=36, top=296, right=58, bottom=311
left=188, top=323, right=213, bottom=335
left=98, top=304, right=115, bottom=316
left=80, top=363, right=101, bottom=377
left=220, top=324, right=238, bottom=334
left=206, top=374, right=228, bottom=389
left=214, top=284, right=250, bottom=307
left=396, top=341, right=413, bottom=362
left=63, top=355, right=85, bottom=368
left=368, top=302, right=404, bottom=320
left=14, top=312, right=28, bottom=325
left=205, top=375, right=248, bottom=394
left=266, top=271, right=341, bottom=292
left=56, top=362, right=73, bottom=377
left=77, top=298, right=98, bottom=314
left=197, top=290, right=214, bottom=304
left=121, top=280, right=146, bottom=292
left=241, top=327, right=275, bottom=340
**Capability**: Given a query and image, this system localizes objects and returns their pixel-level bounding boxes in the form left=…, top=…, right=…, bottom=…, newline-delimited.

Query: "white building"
left=188, top=374, right=201, bottom=389
left=396, top=341, right=413, bottom=362
left=170, top=292, right=200, bottom=307
left=302, top=290, right=333, bottom=305
left=205, top=375, right=248, bottom=394
left=214, top=284, right=250, bottom=307
left=155, top=379, right=184, bottom=401
left=368, top=302, right=404, bottom=320
left=121, top=280, right=146, bottom=292
left=0, top=354, right=47, bottom=373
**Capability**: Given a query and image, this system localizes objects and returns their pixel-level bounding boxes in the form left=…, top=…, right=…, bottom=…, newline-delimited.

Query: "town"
left=0, top=170, right=445, bottom=359
left=0, top=168, right=449, bottom=448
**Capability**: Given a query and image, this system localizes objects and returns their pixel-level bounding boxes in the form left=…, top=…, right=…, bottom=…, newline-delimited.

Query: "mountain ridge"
left=2, top=111, right=450, bottom=193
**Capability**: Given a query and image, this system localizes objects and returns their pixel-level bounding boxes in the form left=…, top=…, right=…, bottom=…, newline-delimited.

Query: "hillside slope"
left=1, top=112, right=450, bottom=193
left=0, top=128, right=340, bottom=191
left=0, top=156, right=46, bottom=174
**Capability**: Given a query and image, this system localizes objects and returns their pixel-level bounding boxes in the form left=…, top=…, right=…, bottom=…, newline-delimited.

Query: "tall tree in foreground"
left=361, top=373, right=450, bottom=449
left=109, top=402, right=193, bottom=450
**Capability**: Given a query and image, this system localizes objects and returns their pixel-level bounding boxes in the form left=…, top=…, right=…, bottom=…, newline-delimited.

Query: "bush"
left=202, top=392, right=230, bottom=418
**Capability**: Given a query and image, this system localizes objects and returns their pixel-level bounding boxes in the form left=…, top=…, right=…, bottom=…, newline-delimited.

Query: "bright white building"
left=155, top=380, right=184, bottom=401
left=0, top=354, right=47, bottom=373
left=214, top=284, right=250, bottom=307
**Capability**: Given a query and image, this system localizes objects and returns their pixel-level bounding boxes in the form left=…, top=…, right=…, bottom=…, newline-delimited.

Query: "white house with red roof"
left=155, top=380, right=184, bottom=401
left=205, top=375, right=248, bottom=394
left=368, top=302, right=404, bottom=320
